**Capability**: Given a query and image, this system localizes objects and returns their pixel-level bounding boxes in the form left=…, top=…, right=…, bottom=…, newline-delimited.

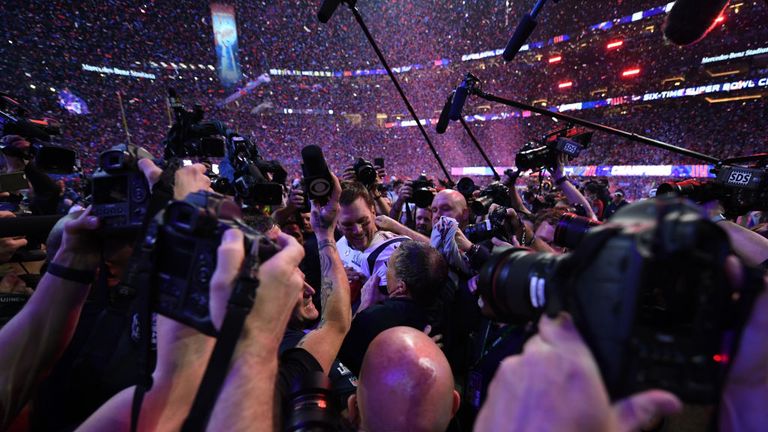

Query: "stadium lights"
left=558, top=81, right=573, bottom=89
left=621, top=68, right=641, bottom=78
left=548, top=55, right=562, bottom=63
left=607, top=40, right=624, bottom=50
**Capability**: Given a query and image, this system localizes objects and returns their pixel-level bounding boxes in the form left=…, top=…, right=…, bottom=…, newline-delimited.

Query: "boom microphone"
left=502, top=14, right=538, bottom=61
left=317, top=0, right=343, bottom=23
left=435, top=91, right=454, bottom=134
left=301, top=145, right=333, bottom=202
left=663, top=0, right=730, bottom=46
left=448, top=84, right=468, bottom=121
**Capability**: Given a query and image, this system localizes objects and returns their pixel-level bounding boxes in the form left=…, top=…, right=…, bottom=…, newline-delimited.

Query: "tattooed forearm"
left=318, top=238, right=336, bottom=251
left=318, top=239, right=336, bottom=312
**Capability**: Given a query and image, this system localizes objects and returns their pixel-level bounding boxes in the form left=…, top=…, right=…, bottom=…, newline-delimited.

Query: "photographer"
left=0, top=208, right=98, bottom=429
left=342, top=159, right=391, bottom=217
left=0, top=134, right=61, bottom=215
left=27, top=162, right=213, bottom=430
left=476, top=269, right=768, bottom=432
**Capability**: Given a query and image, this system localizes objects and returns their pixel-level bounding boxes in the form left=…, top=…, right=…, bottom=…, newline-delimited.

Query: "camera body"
left=515, top=127, right=593, bottom=172
left=151, top=191, right=278, bottom=335
left=658, top=164, right=767, bottom=216
left=464, top=205, right=509, bottom=243
left=470, top=181, right=512, bottom=216
left=227, top=135, right=285, bottom=206
left=478, top=197, right=761, bottom=402
left=410, top=174, right=435, bottom=209
left=353, top=158, right=377, bottom=186
left=91, top=145, right=151, bottom=231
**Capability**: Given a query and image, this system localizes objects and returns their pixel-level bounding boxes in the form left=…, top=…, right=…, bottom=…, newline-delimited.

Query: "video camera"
left=223, top=134, right=286, bottom=206
left=163, top=89, right=227, bottom=159
left=90, top=145, right=153, bottom=231
left=657, top=154, right=768, bottom=217
left=0, top=93, right=77, bottom=174
left=121, top=191, right=279, bottom=335
left=478, top=197, right=763, bottom=402
left=515, top=126, right=593, bottom=172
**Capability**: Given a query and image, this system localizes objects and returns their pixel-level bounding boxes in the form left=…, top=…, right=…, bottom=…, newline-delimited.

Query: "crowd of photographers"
left=0, top=102, right=767, bottom=431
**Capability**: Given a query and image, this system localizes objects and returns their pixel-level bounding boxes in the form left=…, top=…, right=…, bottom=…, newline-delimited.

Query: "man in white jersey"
left=336, top=181, right=407, bottom=299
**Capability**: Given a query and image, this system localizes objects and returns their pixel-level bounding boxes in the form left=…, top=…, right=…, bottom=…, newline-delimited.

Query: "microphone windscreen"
left=318, top=0, right=343, bottom=23
left=436, top=92, right=454, bottom=134
left=301, top=145, right=333, bottom=200
left=663, top=0, right=730, bottom=46
left=448, top=86, right=468, bottom=121
left=301, top=145, right=329, bottom=175
left=502, top=14, right=537, bottom=61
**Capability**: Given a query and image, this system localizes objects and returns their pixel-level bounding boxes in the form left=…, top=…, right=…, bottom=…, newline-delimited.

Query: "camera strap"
left=127, top=221, right=160, bottom=432
left=181, top=245, right=262, bottom=432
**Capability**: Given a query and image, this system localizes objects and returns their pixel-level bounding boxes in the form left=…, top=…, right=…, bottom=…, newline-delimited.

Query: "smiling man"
left=336, top=181, right=407, bottom=295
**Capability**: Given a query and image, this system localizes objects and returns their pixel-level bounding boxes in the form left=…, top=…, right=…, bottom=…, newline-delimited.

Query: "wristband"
left=46, top=262, right=96, bottom=284
left=554, top=176, right=569, bottom=186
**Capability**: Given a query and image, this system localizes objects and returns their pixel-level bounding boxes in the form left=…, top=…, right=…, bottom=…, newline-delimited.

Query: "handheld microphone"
left=318, top=0, right=343, bottom=23
left=502, top=14, right=538, bottom=61
left=435, top=91, right=454, bottom=134
left=301, top=145, right=333, bottom=202
left=663, top=0, right=730, bottom=46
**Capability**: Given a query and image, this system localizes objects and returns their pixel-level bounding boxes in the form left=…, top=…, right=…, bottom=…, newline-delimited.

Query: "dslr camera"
left=478, top=197, right=763, bottom=402
left=148, top=191, right=278, bottom=335
left=657, top=156, right=767, bottom=217
left=516, top=126, right=593, bottom=172
left=464, top=205, right=510, bottom=244
left=91, top=145, right=152, bottom=231
left=470, top=181, right=512, bottom=216
left=410, top=174, right=435, bottom=209
left=352, top=157, right=378, bottom=186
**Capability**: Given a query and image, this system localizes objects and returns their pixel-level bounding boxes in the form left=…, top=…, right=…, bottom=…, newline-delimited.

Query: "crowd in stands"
left=1, top=1, right=768, bottom=431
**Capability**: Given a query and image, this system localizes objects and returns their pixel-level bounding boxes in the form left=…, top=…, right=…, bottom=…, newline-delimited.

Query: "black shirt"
left=338, top=297, right=428, bottom=375
left=280, top=329, right=358, bottom=410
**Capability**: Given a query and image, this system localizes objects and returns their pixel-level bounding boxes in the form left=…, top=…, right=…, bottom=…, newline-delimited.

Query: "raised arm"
left=375, top=214, right=430, bottom=243
left=296, top=173, right=353, bottom=373
left=0, top=209, right=100, bottom=429
left=551, top=154, right=597, bottom=221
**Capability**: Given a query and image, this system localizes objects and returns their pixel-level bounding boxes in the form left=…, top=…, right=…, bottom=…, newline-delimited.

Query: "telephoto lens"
left=553, top=213, right=602, bottom=249
left=477, top=246, right=564, bottom=322
left=286, top=372, right=337, bottom=432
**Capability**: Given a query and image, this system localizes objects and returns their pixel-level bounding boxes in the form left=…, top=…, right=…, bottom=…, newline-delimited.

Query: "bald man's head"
left=351, top=327, right=460, bottom=432
left=431, top=189, right=469, bottom=228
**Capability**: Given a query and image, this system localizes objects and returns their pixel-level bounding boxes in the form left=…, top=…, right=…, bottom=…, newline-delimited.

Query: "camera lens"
left=356, top=166, right=376, bottom=185
left=286, top=372, right=335, bottom=432
left=554, top=213, right=602, bottom=249
left=478, top=248, right=562, bottom=322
